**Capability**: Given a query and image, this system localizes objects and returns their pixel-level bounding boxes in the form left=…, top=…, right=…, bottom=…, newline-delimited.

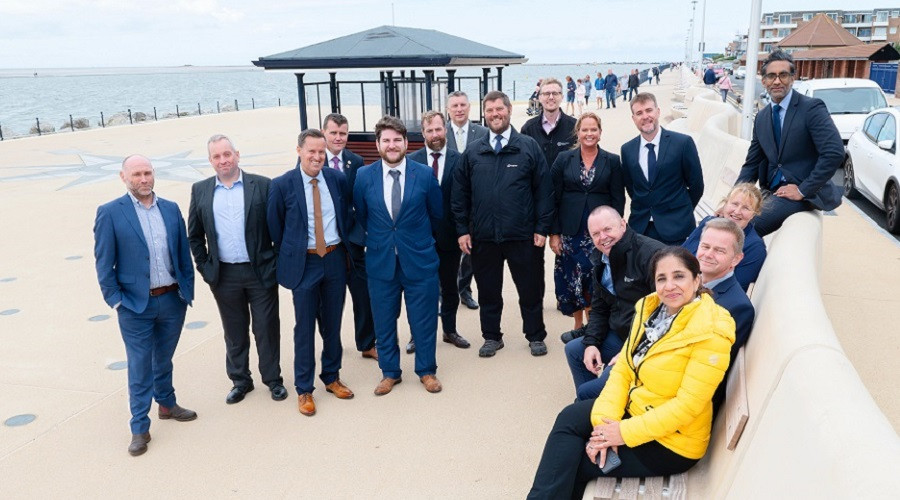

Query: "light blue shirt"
left=771, top=90, right=793, bottom=130
left=213, top=171, right=251, bottom=264
left=128, top=192, right=176, bottom=288
left=300, top=169, right=341, bottom=249
left=490, top=127, right=512, bottom=151
left=600, top=253, right=614, bottom=295
left=704, top=270, right=735, bottom=291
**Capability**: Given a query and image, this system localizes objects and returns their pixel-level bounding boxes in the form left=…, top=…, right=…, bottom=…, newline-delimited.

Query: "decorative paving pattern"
left=65, top=255, right=82, bottom=260
left=107, top=361, right=128, bottom=371
left=0, top=309, right=20, bottom=316
left=88, top=315, right=110, bottom=322
left=4, top=414, right=37, bottom=427
left=184, top=321, right=208, bottom=330
left=0, top=277, right=16, bottom=283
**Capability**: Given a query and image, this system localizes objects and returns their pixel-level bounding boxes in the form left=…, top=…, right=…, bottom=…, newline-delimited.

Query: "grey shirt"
left=128, top=192, right=176, bottom=289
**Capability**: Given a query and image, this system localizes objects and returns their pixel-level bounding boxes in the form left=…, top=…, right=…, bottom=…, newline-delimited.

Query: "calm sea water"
left=0, top=63, right=665, bottom=137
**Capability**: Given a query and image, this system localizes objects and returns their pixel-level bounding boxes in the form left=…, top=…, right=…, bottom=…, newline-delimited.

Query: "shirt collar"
left=127, top=191, right=157, bottom=208
left=492, top=127, right=512, bottom=144
left=640, top=128, right=662, bottom=149
left=772, top=90, right=793, bottom=111
left=451, top=121, right=468, bottom=135
left=214, top=170, right=243, bottom=188
left=384, top=158, right=407, bottom=177
left=704, top=270, right=735, bottom=290
left=541, top=112, right=560, bottom=127
left=425, top=145, right=447, bottom=157
left=299, top=167, right=323, bottom=184
left=326, top=149, right=342, bottom=163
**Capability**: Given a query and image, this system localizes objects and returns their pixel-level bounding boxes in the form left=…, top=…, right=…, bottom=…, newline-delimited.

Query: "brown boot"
left=420, top=375, right=443, bottom=393
left=128, top=432, right=151, bottom=456
left=297, top=393, right=316, bottom=416
left=325, top=379, right=355, bottom=399
left=373, top=377, right=402, bottom=396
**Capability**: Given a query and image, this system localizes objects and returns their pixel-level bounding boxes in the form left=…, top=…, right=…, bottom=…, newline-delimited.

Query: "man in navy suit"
left=695, top=217, right=755, bottom=410
left=320, top=113, right=378, bottom=361
left=94, top=154, right=197, bottom=457
left=736, top=50, right=844, bottom=236
left=621, top=92, right=704, bottom=245
left=267, top=129, right=355, bottom=417
left=354, top=116, right=444, bottom=396
left=406, top=110, right=471, bottom=354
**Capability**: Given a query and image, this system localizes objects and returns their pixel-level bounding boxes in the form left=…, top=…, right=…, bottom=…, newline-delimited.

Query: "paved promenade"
left=0, top=69, right=896, bottom=498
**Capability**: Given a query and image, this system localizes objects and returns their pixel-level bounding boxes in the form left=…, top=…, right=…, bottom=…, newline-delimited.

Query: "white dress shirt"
left=382, top=158, right=407, bottom=217
left=424, top=145, right=448, bottom=185
left=491, top=127, right=512, bottom=151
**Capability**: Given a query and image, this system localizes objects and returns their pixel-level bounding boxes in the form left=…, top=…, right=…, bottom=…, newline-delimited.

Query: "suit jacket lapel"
left=778, top=97, right=799, bottom=158
left=372, top=162, right=392, bottom=222
left=118, top=194, right=148, bottom=246
left=398, top=165, right=415, bottom=221
left=291, top=169, right=309, bottom=233
left=242, top=173, right=255, bottom=220
left=629, top=139, right=649, bottom=189
left=441, top=151, right=456, bottom=186
left=588, top=151, right=607, bottom=189
left=323, top=170, right=343, bottom=237
left=159, top=200, right=180, bottom=261
left=759, top=106, right=776, bottom=158
left=655, top=129, right=670, bottom=181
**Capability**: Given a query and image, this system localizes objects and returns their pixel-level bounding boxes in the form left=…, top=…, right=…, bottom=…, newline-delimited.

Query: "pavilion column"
left=386, top=71, right=396, bottom=116
left=496, top=66, right=504, bottom=93
left=424, top=70, right=434, bottom=111
left=329, top=72, right=340, bottom=114
left=481, top=67, right=490, bottom=100
left=447, top=69, right=456, bottom=93
left=296, top=72, right=308, bottom=130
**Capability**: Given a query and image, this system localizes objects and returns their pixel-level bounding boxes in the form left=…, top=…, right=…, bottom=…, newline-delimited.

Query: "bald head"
left=588, top=206, right=626, bottom=256
left=120, top=154, right=155, bottom=204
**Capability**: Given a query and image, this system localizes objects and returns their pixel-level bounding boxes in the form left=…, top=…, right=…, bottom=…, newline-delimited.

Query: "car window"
left=877, top=115, right=896, bottom=144
left=864, top=113, right=889, bottom=141
left=814, top=87, right=888, bottom=114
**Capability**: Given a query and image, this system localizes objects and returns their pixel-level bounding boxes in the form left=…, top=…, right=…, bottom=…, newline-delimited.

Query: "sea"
left=0, top=63, right=665, bottom=137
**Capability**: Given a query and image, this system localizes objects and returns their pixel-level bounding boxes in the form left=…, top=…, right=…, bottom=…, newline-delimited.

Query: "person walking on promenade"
left=736, top=49, right=844, bottom=236
left=94, top=154, right=197, bottom=457
left=188, top=135, right=285, bottom=405
left=627, top=69, right=640, bottom=101
left=575, top=78, right=586, bottom=116
left=604, top=70, right=618, bottom=109
left=354, top=116, right=444, bottom=396
left=583, top=74, right=592, bottom=107
left=521, top=78, right=577, bottom=170
left=549, top=113, right=625, bottom=334
left=405, top=111, right=471, bottom=354
left=445, top=91, right=487, bottom=312
left=703, top=63, right=717, bottom=87
left=717, top=71, right=733, bottom=102
left=652, top=66, right=660, bottom=84
left=594, top=72, right=605, bottom=109
left=452, top=91, right=554, bottom=358
left=621, top=92, right=704, bottom=245
left=565, top=75, right=577, bottom=115
left=267, top=129, right=356, bottom=417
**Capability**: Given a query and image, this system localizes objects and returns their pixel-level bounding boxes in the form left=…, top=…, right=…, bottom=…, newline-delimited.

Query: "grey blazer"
left=446, top=120, right=489, bottom=153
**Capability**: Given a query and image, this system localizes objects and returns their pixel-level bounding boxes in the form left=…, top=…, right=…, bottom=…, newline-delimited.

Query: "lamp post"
left=741, top=0, right=763, bottom=139
left=699, top=0, right=707, bottom=63
left=689, top=0, right=698, bottom=71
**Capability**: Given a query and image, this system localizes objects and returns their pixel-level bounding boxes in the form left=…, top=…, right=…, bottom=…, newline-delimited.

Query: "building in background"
left=757, top=8, right=900, bottom=54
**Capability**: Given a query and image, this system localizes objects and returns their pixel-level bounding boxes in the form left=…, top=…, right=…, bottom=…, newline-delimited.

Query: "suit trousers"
left=437, top=246, right=462, bottom=334
left=457, top=253, right=474, bottom=296
left=369, top=257, right=439, bottom=379
left=643, top=221, right=683, bottom=246
left=291, top=247, right=347, bottom=394
left=564, top=334, right=624, bottom=401
left=210, top=263, right=281, bottom=389
left=346, top=242, right=376, bottom=351
left=471, top=240, right=547, bottom=342
left=116, top=290, right=187, bottom=434
left=753, top=193, right=815, bottom=237
left=527, top=399, right=699, bottom=500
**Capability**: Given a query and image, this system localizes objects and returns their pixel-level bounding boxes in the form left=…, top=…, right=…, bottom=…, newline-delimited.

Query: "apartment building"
left=758, top=8, right=900, bottom=53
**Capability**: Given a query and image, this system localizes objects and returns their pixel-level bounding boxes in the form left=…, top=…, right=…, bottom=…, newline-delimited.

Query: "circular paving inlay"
left=185, top=321, right=207, bottom=330
left=0, top=277, right=16, bottom=283
left=0, top=309, right=20, bottom=316
left=88, top=315, right=110, bottom=322
left=65, top=255, right=82, bottom=261
left=4, top=414, right=37, bottom=427
left=107, top=361, right=128, bottom=371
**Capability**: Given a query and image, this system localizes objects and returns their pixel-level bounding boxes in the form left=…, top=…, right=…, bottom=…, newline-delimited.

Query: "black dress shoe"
left=406, top=339, right=416, bottom=354
left=226, top=385, right=254, bottom=405
left=270, top=384, right=288, bottom=401
left=460, top=293, right=479, bottom=310
left=443, top=331, right=471, bottom=349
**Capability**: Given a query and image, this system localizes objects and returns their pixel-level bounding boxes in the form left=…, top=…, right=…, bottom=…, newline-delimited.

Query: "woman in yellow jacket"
left=528, top=247, right=735, bottom=499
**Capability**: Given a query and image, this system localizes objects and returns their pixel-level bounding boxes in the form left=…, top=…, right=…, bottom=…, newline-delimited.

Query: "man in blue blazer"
left=267, top=129, right=355, bottom=417
left=621, top=92, right=704, bottom=245
left=736, top=50, right=844, bottom=236
left=406, top=110, right=471, bottom=353
left=93, top=154, right=197, bottom=457
left=695, top=218, right=755, bottom=410
left=354, top=116, right=444, bottom=396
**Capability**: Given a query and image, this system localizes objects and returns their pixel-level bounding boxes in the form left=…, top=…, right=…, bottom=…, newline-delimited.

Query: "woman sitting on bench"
left=528, top=247, right=735, bottom=499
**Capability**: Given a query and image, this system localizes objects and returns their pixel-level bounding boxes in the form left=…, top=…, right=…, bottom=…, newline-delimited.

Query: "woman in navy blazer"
left=549, top=112, right=626, bottom=331
left=682, top=183, right=767, bottom=290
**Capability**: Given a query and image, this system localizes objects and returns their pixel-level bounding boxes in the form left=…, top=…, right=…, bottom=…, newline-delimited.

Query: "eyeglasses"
left=540, top=91, right=562, bottom=97
left=762, top=71, right=793, bottom=83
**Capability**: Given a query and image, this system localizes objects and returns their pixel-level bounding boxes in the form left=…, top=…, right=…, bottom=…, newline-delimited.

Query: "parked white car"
left=792, top=78, right=888, bottom=147
left=845, top=107, right=900, bottom=233
left=733, top=66, right=746, bottom=79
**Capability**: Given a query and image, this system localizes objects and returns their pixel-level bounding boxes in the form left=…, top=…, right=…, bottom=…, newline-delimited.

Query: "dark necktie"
left=770, top=104, right=784, bottom=189
left=310, top=179, right=326, bottom=257
left=388, top=169, right=401, bottom=221
left=646, top=143, right=657, bottom=185
left=431, top=152, right=440, bottom=179
left=494, top=135, right=503, bottom=154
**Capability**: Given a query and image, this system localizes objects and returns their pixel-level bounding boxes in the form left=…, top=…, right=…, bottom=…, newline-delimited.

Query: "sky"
left=0, top=0, right=872, bottom=68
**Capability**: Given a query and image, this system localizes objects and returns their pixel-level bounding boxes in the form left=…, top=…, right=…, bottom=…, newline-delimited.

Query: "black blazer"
left=550, top=147, right=625, bottom=235
left=338, top=148, right=367, bottom=245
left=446, top=120, right=488, bottom=153
left=737, top=92, right=844, bottom=210
left=408, top=146, right=461, bottom=252
left=187, top=171, right=277, bottom=288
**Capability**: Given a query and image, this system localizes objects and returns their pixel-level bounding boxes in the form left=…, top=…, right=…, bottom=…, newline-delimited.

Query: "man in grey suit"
left=446, top=91, right=487, bottom=312
left=188, top=134, right=286, bottom=405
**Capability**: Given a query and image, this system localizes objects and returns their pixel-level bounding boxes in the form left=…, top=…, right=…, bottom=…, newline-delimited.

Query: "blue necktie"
left=770, top=104, right=784, bottom=190
left=600, top=255, right=614, bottom=294
left=646, top=143, right=657, bottom=185
left=494, top=135, right=503, bottom=154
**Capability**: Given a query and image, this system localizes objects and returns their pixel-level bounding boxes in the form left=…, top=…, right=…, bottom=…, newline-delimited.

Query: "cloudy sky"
left=0, top=0, right=858, bottom=68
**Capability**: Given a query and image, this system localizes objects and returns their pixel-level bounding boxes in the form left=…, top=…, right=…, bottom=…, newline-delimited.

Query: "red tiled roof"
left=778, top=13, right=864, bottom=48
left=792, top=43, right=900, bottom=61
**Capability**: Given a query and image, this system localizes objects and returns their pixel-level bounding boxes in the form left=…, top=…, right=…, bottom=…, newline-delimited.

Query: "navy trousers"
left=291, top=247, right=347, bottom=394
left=369, top=257, right=439, bottom=379
left=753, top=194, right=814, bottom=237
left=564, top=334, right=625, bottom=401
left=117, top=290, right=187, bottom=434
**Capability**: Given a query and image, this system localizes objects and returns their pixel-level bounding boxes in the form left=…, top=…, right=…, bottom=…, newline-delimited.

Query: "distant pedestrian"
left=703, top=63, right=717, bottom=87
left=652, top=66, right=660, bottom=84
left=575, top=79, right=586, bottom=115
left=594, top=72, right=605, bottom=109
left=565, top=76, right=576, bottom=115
left=717, top=71, right=733, bottom=102
left=583, top=74, right=592, bottom=105
left=603, top=70, right=618, bottom=109
left=627, top=69, right=640, bottom=101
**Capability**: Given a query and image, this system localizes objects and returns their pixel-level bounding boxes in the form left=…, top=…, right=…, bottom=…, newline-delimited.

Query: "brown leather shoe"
left=297, top=393, right=316, bottom=416
left=158, top=404, right=197, bottom=422
left=128, top=432, right=151, bottom=457
left=325, top=379, right=354, bottom=399
left=373, top=377, right=402, bottom=396
left=420, top=374, right=443, bottom=393
left=361, top=347, right=378, bottom=360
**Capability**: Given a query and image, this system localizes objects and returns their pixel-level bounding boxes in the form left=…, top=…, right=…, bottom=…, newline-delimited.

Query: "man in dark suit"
left=736, top=50, right=844, bottom=236
left=406, top=110, right=471, bottom=354
left=267, top=129, right=355, bottom=417
left=446, top=91, right=487, bottom=311
left=320, top=113, right=378, bottom=360
left=354, top=116, right=444, bottom=396
left=187, top=134, right=285, bottom=405
left=452, top=91, right=554, bottom=358
left=621, top=92, right=704, bottom=245
left=695, top=217, right=755, bottom=410
left=94, top=154, right=197, bottom=457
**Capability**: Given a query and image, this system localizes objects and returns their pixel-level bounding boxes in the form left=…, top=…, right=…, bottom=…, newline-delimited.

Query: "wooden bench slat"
left=617, top=477, right=640, bottom=499
left=593, top=477, right=617, bottom=500
left=643, top=476, right=665, bottom=500
left=725, top=347, right=750, bottom=450
left=667, top=473, right=687, bottom=500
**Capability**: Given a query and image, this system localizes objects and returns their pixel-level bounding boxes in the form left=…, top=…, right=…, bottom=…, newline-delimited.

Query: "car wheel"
left=886, top=182, right=900, bottom=234
left=843, top=156, right=859, bottom=199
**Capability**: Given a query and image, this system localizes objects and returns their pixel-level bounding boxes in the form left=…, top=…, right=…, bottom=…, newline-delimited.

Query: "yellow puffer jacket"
left=591, top=292, right=735, bottom=459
